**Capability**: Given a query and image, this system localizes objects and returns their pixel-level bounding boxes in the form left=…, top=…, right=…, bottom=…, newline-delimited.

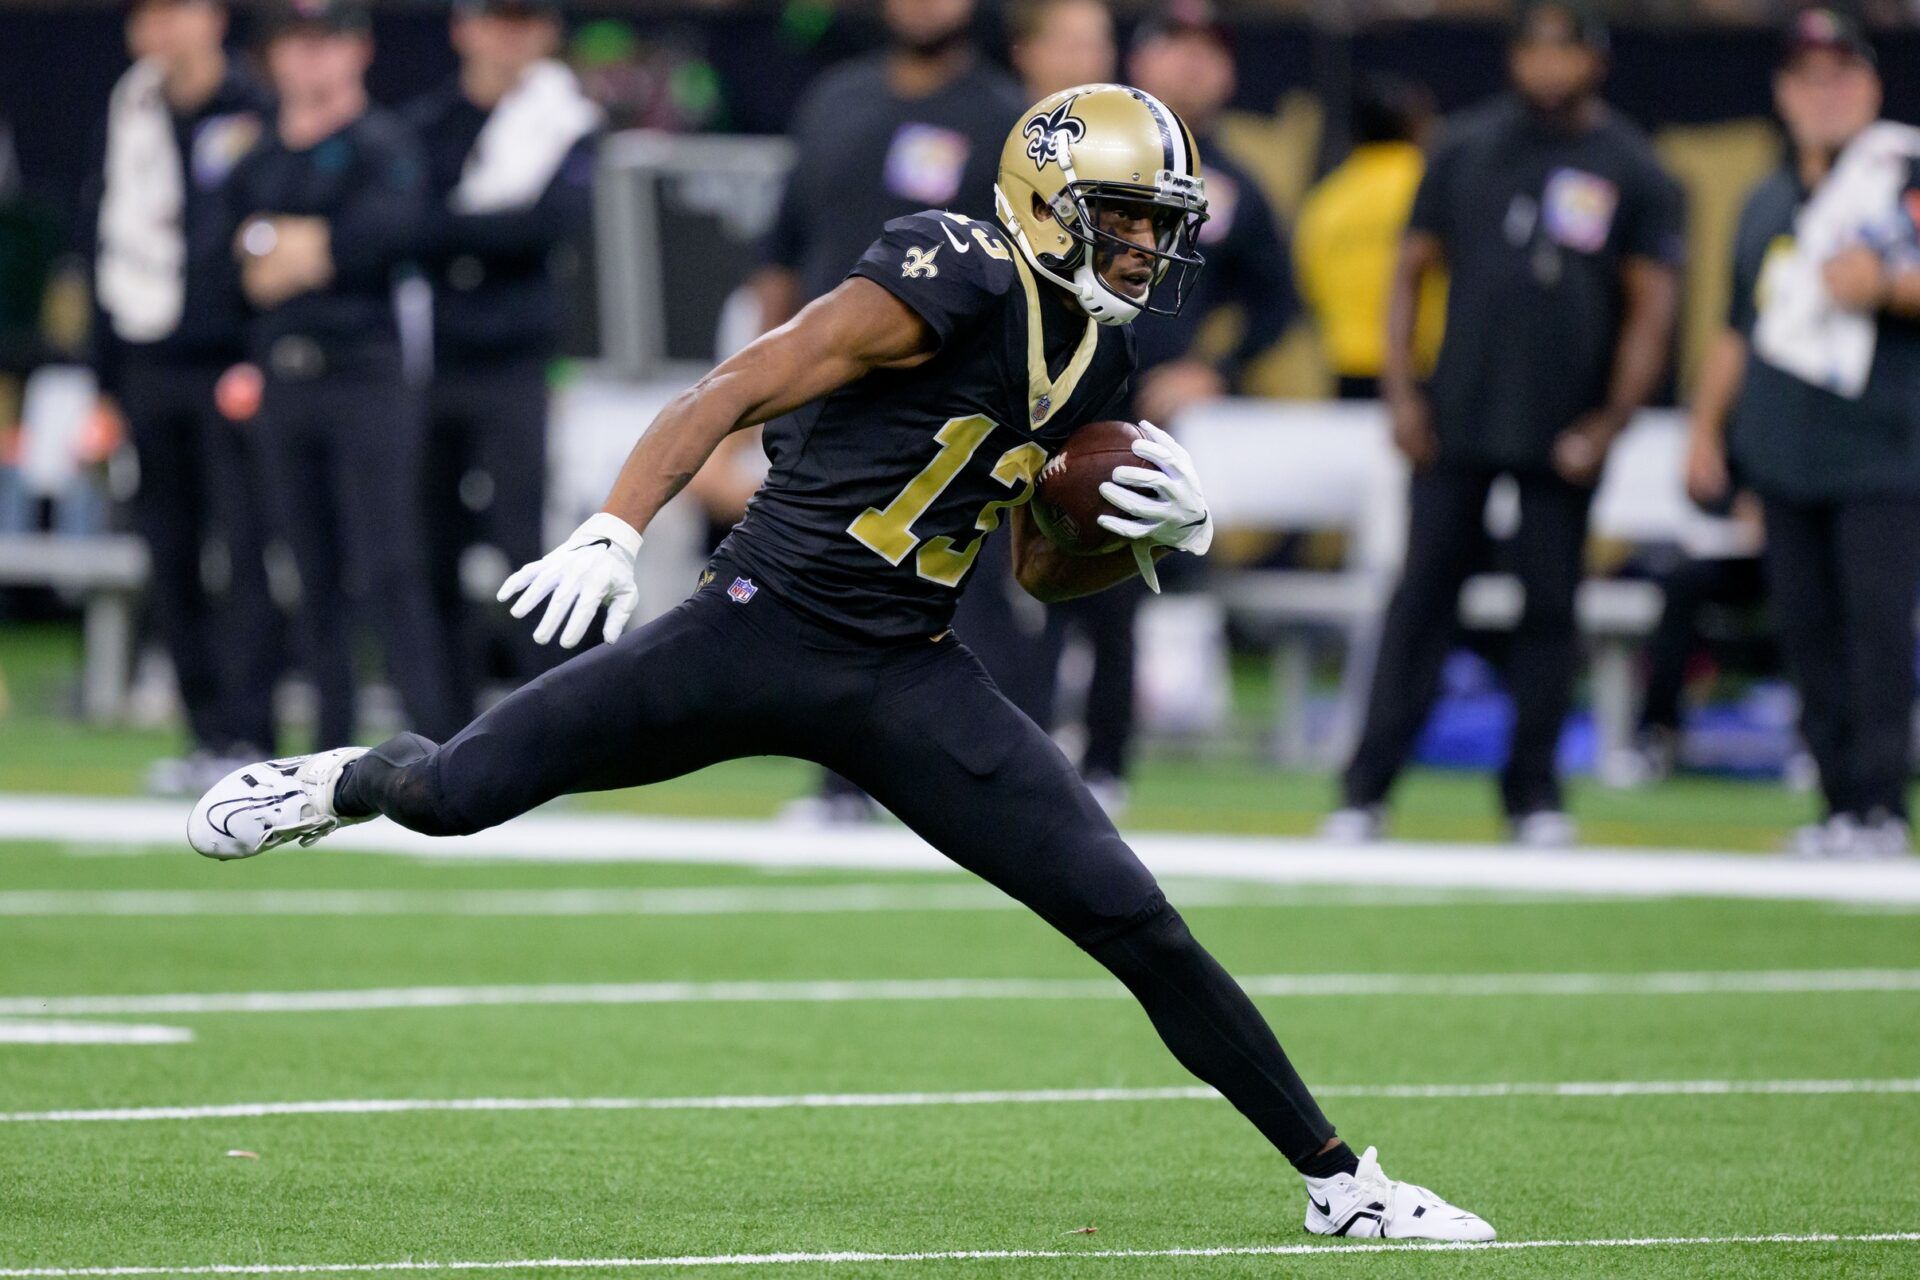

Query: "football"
left=1031, top=419, right=1151, bottom=556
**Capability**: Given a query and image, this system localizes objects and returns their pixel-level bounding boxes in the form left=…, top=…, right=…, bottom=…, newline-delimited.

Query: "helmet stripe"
left=1129, top=88, right=1185, bottom=177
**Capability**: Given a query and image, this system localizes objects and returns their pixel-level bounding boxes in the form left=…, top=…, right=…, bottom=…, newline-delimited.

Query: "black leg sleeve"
left=1083, top=901, right=1338, bottom=1167
left=843, top=640, right=1339, bottom=1170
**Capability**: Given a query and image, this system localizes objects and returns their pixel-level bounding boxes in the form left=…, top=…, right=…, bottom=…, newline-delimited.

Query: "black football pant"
left=423, top=358, right=561, bottom=713
left=1343, top=464, right=1594, bottom=816
left=119, top=356, right=279, bottom=753
left=339, top=559, right=1340, bottom=1169
left=258, top=363, right=461, bottom=747
left=1761, top=494, right=1920, bottom=821
left=818, top=536, right=1061, bottom=805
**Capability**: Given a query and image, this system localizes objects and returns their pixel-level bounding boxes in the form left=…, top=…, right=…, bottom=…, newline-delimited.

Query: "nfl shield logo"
left=727, top=576, right=758, bottom=604
left=1031, top=394, right=1052, bottom=424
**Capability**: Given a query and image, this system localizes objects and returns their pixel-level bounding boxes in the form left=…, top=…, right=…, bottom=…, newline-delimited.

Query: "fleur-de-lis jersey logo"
left=1023, top=98, right=1086, bottom=171
left=901, top=245, right=940, bottom=278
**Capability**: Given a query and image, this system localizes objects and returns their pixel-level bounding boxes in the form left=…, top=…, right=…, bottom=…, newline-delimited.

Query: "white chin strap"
left=1071, top=256, right=1143, bottom=326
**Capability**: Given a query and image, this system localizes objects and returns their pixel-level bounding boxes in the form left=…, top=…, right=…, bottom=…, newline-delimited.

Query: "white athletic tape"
left=2, top=1233, right=1917, bottom=1275
left=4, top=968, right=1918, bottom=1017
left=5, top=793, right=1920, bottom=904
left=4, top=1078, right=1917, bottom=1124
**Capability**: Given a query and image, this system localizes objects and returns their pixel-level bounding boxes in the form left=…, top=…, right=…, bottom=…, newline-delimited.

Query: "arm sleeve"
left=757, top=85, right=828, bottom=272
left=80, top=115, right=125, bottom=397
left=759, top=171, right=808, bottom=271
left=1405, top=129, right=1460, bottom=241
left=1217, top=180, right=1297, bottom=383
left=424, top=134, right=598, bottom=259
left=845, top=212, right=1006, bottom=348
left=1726, top=194, right=1762, bottom=336
left=1621, top=159, right=1688, bottom=270
left=329, top=130, right=429, bottom=289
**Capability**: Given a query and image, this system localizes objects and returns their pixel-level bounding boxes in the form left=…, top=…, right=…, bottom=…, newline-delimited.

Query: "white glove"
left=497, top=512, right=644, bottom=648
left=1096, top=420, right=1214, bottom=593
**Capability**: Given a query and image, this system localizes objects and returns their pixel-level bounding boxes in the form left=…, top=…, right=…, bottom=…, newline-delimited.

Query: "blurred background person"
left=229, top=0, right=459, bottom=749
left=1010, top=0, right=1115, bottom=101
left=1295, top=74, right=1444, bottom=401
left=407, top=0, right=600, bottom=715
left=751, top=0, right=1024, bottom=331
left=1325, top=0, right=1683, bottom=847
left=752, top=0, right=1025, bottom=825
left=1032, top=0, right=1297, bottom=814
left=1127, top=0, right=1294, bottom=428
left=88, top=0, right=276, bottom=789
left=1685, top=10, right=1920, bottom=858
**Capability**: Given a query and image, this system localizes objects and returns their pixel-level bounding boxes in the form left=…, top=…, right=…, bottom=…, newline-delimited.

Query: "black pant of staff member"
left=254, top=348, right=459, bottom=749
left=118, top=356, right=279, bottom=758
left=1325, top=3, right=1685, bottom=845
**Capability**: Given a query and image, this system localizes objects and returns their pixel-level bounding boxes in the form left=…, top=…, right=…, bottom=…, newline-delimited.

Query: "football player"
left=190, top=84, right=1493, bottom=1242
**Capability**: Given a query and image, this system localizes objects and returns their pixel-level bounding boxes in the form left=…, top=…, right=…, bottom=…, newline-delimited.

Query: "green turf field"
left=3, top=839, right=1918, bottom=1277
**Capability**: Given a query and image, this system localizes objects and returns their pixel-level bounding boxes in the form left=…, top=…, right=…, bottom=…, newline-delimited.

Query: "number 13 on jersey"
left=847, top=415, right=1046, bottom=588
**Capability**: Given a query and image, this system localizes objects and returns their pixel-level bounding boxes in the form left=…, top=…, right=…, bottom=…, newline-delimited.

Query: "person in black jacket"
left=89, top=0, right=277, bottom=785
left=407, top=0, right=599, bottom=712
left=227, top=0, right=459, bottom=748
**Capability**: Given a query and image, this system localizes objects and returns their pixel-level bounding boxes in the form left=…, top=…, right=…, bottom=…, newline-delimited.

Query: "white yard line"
left=5, top=793, right=1920, bottom=904
left=5, top=1078, right=1917, bottom=1124
left=0, top=883, right=1555, bottom=918
left=3, top=968, right=1917, bottom=1018
left=2, top=1233, right=1916, bottom=1276
left=0, top=1020, right=191, bottom=1046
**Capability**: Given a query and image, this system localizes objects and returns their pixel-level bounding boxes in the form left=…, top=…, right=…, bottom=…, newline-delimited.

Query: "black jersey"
left=720, top=210, right=1135, bottom=640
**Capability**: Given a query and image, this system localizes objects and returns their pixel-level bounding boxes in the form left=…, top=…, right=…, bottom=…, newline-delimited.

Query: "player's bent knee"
left=1068, top=889, right=1183, bottom=954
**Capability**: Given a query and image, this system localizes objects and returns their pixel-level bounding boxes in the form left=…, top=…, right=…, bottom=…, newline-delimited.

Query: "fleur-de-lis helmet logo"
left=1023, top=98, right=1086, bottom=171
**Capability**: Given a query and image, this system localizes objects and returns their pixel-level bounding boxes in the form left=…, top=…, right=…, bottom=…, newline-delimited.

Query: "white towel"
left=450, top=59, right=602, bottom=214
left=1752, top=120, right=1920, bottom=399
left=96, top=59, right=186, bottom=344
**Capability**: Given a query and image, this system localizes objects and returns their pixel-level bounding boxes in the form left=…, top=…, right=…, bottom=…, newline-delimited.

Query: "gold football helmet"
left=994, top=83, right=1209, bottom=326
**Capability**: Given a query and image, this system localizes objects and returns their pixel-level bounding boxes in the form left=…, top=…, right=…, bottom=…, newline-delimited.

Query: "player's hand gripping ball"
left=1031, top=420, right=1152, bottom=556
left=1033, top=419, right=1215, bottom=557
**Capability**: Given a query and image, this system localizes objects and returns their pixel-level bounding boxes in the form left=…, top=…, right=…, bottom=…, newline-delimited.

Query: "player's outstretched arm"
left=498, top=279, right=937, bottom=647
left=602, top=279, right=939, bottom=533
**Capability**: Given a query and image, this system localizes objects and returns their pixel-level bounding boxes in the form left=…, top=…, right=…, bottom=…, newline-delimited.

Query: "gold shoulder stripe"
left=1006, top=247, right=1099, bottom=430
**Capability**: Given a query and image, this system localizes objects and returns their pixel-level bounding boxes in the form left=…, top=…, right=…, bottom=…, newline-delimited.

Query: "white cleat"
left=187, top=747, right=370, bottom=860
left=1303, top=1146, right=1495, bottom=1242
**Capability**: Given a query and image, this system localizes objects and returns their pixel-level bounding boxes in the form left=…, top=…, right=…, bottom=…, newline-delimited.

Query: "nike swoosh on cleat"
left=207, top=793, right=299, bottom=840
left=1307, top=1196, right=1330, bottom=1216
